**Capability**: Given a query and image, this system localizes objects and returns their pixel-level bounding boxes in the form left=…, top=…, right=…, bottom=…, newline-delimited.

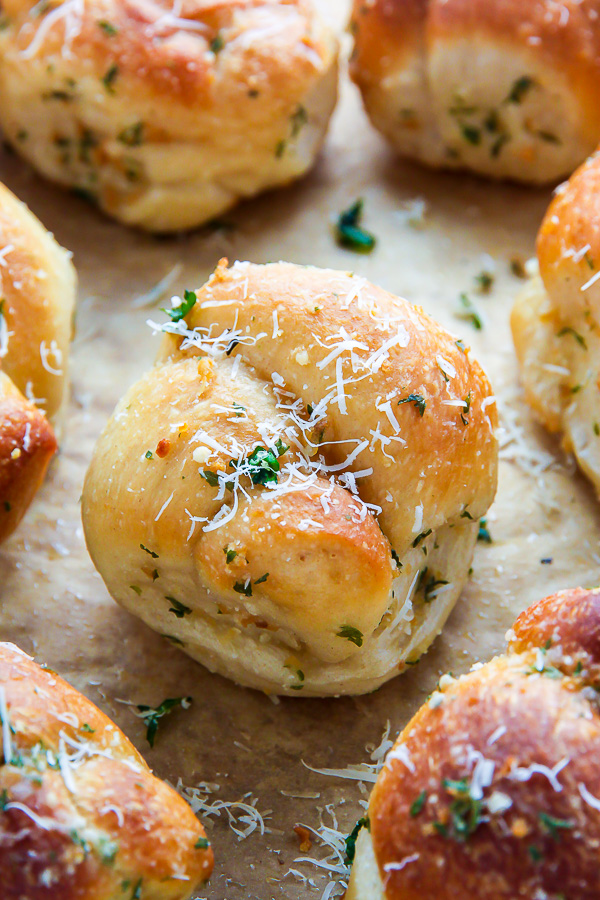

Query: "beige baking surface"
left=1, top=2, right=600, bottom=897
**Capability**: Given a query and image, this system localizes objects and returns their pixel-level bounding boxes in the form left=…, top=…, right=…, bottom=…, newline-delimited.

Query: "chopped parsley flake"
left=477, top=520, right=492, bottom=543
left=391, top=548, right=402, bottom=569
left=118, top=121, right=144, bottom=146
left=507, top=76, right=535, bottom=104
left=439, top=778, right=484, bottom=841
left=145, top=450, right=153, bottom=459
left=130, top=585, right=142, bottom=595
left=230, top=442, right=287, bottom=486
left=410, top=790, right=427, bottom=817
left=557, top=326, right=587, bottom=350
left=195, top=836, right=210, bottom=850
left=460, top=391, right=472, bottom=426
left=140, top=543, right=158, bottom=559
left=460, top=124, right=481, bottom=145
left=345, top=816, right=370, bottom=862
left=254, top=573, right=269, bottom=585
left=210, top=33, right=224, bottom=53
left=162, top=289, right=197, bottom=323
left=234, top=579, right=252, bottom=597
left=539, top=812, right=574, bottom=840
left=136, top=697, right=191, bottom=748
left=337, top=625, right=363, bottom=647
left=97, top=20, right=118, bottom=35
left=224, top=546, right=238, bottom=564
left=102, top=63, right=119, bottom=92
left=457, top=293, right=483, bottom=330
left=412, top=529, right=432, bottom=548
left=474, top=271, right=494, bottom=293
left=167, top=597, right=192, bottom=618
left=335, top=199, right=376, bottom=253
left=398, top=393, right=426, bottom=416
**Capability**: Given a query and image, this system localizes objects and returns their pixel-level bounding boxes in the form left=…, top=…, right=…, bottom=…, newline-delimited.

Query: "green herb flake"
left=81, top=723, right=95, bottom=733
left=529, top=845, right=543, bottom=863
left=410, top=789, right=427, bottom=817
left=412, top=529, right=432, bottom=548
left=477, top=520, right=492, bottom=544
left=557, top=326, right=587, bottom=350
left=233, top=580, right=252, bottom=597
left=460, top=124, right=481, bottom=145
left=335, top=199, right=376, bottom=254
left=440, top=778, right=484, bottom=841
left=130, top=585, right=142, bottom=596
left=337, top=625, right=363, bottom=647
left=457, top=293, right=483, bottom=330
left=344, top=816, right=370, bottom=862
left=290, top=104, right=308, bottom=137
left=132, top=879, right=143, bottom=900
left=167, top=597, right=192, bottom=618
left=398, top=393, right=426, bottom=416
left=254, top=573, right=269, bottom=585
left=102, top=63, right=119, bottom=92
left=538, top=812, right=574, bottom=841
left=210, top=32, right=224, bottom=53
left=460, top=391, right=472, bottom=426
left=224, top=546, right=238, bottom=564
left=195, top=836, right=211, bottom=850
left=507, top=76, right=535, bottom=104
left=201, top=469, right=220, bottom=487
left=98, top=19, right=118, bottom=35
left=145, top=450, right=153, bottom=459
left=136, top=697, right=191, bottom=748
left=230, top=444, right=285, bottom=486
left=474, top=271, right=494, bottom=294
left=391, top=548, right=402, bottom=569
left=537, top=130, right=560, bottom=144
left=140, top=543, right=158, bottom=559
left=162, top=288, right=197, bottom=323
left=118, top=121, right=144, bottom=146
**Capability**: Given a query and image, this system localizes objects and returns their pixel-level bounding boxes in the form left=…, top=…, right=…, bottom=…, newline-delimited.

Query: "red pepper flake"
left=156, top=439, right=171, bottom=458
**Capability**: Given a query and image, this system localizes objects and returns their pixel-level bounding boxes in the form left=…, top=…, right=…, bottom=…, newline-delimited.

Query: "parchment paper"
left=1, top=2, right=599, bottom=897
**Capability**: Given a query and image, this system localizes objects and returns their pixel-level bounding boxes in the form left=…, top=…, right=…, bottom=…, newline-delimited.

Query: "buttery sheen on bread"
left=0, top=0, right=338, bottom=232
left=0, top=641, right=213, bottom=898
left=82, top=260, right=498, bottom=696
left=347, top=587, right=600, bottom=900
left=511, top=151, right=600, bottom=495
left=0, top=181, right=76, bottom=544
left=350, top=0, right=600, bottom=184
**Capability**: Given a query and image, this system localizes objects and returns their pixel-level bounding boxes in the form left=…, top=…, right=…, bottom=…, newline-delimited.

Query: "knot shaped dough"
left=82, top=260, right=498, bottom=696
left=0, top=0, right=338, bottom=232
left=0, top=182, right=76, bottom=544
left=0, top=641, right=213, bottom=898
left=511, top=150, right=600, bottom=496
left=347, top=587, right=600, bottom=900
left=350, top=0, right=600, bottom=184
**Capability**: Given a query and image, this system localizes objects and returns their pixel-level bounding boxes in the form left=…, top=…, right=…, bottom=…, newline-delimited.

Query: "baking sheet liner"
left=1, top=2, right=599, bottom=896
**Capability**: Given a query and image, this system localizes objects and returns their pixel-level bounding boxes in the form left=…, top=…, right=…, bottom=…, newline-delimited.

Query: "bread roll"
left=82, top=259, right=498, bottom=696
left=350, top=0, right=600, bottom=184
left=0, top=0, right=338, bottom=232
left=0, top=641, right=213, bottom=898
left=0, top=181, right=76, bottom=543
left=511, top=151, right=600, bottom=495
left=0, top=371, right=57, bottom=544
left=347, top=586, right=600, bottom=900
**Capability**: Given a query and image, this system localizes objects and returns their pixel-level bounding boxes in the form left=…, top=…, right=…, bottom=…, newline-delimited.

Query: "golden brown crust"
left=0, top=371, right=57, bottom=544
left=360, top=587, right=600, bottom=899
left=537, top=151, right=600, bottom=315
left=0, top=641, right=213, bottom=899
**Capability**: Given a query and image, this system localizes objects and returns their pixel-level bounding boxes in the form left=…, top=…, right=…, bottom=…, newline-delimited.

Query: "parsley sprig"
left=136, top=697, right=192, bottom=748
